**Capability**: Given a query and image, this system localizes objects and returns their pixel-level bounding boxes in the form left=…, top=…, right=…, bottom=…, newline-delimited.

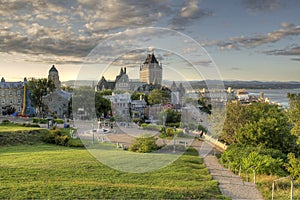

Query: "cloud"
left=170, top=0, right=212, bottom=28
left=263, top=46, right=300, bottom=56
left=242, top=0, right=284, bottom=13
left=203, top=23, right=300, bottom=50
left=0, top=0, right=214, bottom=65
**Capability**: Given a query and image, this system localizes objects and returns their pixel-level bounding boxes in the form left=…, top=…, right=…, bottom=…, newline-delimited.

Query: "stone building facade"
left=43, top=65, right=71, bottom=118
left=97, top=67, right=130, bottom=91
left=0, top=77, right=34, bottom=116
left=139, top=53, right=162, bottom=85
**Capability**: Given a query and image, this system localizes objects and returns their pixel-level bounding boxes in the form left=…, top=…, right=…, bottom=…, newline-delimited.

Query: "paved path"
left=193, top=140, right=264, bottom=200
left=76, top=122, right=264, bottom=200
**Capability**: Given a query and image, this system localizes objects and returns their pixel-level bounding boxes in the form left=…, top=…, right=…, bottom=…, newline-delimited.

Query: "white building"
left=236, top=89, right=249, bottom=101
left=110, top=92, right=131, bottom=122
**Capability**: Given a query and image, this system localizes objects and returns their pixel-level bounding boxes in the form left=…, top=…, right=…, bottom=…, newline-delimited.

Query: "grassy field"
left=0, top=144, right=228, bottom=199
left=0, top=124, right=42, bottom=132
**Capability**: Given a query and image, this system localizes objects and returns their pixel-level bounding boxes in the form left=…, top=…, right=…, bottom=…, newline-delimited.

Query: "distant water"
left=248, top=88, right=300, bottom=108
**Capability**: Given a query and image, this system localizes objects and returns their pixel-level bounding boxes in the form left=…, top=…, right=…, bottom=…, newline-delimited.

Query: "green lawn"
left=0, top=125, right=42, bottom=132
left=0, top=144, right=228, bottom=199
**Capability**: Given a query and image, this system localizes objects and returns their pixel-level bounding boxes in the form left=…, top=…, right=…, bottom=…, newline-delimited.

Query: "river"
left=247, top=88, right=300, bottom=108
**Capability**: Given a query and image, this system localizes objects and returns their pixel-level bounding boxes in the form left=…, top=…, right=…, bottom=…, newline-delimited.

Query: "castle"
left=97, top=53, right=163, bottom=92
left=97, top=67, right=130, bottom=91
left=139, top=53, right=162, bottom=85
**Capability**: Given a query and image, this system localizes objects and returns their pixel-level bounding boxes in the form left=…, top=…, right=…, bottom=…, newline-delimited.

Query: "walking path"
left=75, top=122, right=264, bottom=200
left=193, top=140, right=264, bottom=200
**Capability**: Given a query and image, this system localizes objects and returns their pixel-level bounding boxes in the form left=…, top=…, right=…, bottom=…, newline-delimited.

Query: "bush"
left=67, top=139, right=84, bottom=147
left=43, top=129, right=68, bottom=146
left=22, top=123, right=40, bottom=127
left=166, top=122, right=180, bottom=128
left=142, top=124, right=162, bottom=131
left=54, top=119, right=64, bottom=124
left=39, top=118, right=47, bottom=124
left=221, top=144, right=287, bottom=176
left=129, top=136, right=159, bottom=153
left=32, top=118, right=39, bottom=123
left=166, top=128, right=175, bottom=137
left=1, top=119, right=11, bottom=124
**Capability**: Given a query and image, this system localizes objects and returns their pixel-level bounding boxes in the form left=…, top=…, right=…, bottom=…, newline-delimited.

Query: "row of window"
left=0, top=106, right=22, bottom=113
left=1, top=98, right=22, bottom=104
left=1, top=90, right=22, bottom=96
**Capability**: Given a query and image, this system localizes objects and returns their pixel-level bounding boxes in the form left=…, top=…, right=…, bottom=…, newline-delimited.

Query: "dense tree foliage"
left=286, top=153, right=300, bottom=180
left=147, top=89, right=170, bottom=105
left=131, top=92, right=145, bottom=101
left=72, top=86, right=96, bottom=120
left=221, top=144, right=287, bottom=176
left=220, top=102, right=298, bottom=154
left=28, top=78, right=55, bottom=117
left=287, top=93, right=300, bottom=145
left=95, top=92, right=111, bottom=118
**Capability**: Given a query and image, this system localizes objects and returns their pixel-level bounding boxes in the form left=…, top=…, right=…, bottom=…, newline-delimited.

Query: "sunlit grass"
left=0, top=144, right=228, bottom=199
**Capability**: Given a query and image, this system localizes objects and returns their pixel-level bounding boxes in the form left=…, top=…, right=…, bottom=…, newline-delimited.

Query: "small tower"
left=48, top=65, right=61, bottom=89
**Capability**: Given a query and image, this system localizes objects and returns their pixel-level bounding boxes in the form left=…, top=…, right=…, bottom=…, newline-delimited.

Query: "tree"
left=147, top=89, right=170, bottom=105
left=220, top=102, right=247, bottom=144
left=286, top=153, right=300, bottom=180
left=131, top=92, right=145, bottom=101
left=220, top=102, right=298, bottom=154
left=95, top=92, right=111, bottom=118
left=287, top=93, right=300, bottom=145
left=129, top=135, right=159, bottom=153
left=28, top=78, right=55, bottom=117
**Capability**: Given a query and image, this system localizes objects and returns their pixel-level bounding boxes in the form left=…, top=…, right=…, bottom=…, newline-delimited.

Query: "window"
left=10, top=99, right=13, bottom=104
left=1, top=91, right=4, bottom=96
left=17, top=90, right=21, bottom=96
left=9, top=90, right=12, bottom=96
left=2, top=99, right=5, bottom=104
left=18, top=98, right=22, bottom=104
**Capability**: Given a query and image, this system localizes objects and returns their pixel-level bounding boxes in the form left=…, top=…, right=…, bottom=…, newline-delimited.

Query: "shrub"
left=129, top=136, right=159, bottom=153
left=67, top=139, right=84, bottom=147
left=43, top=129, right=66, bottom=144
left=166, top=128, right=175, bottom=137
left=221, top=144, right=287, bottom=176
left=32, top=118, right=39, bottom=123
left=166, top=122, right=180, bottom=128
left=1, top=119, right=11, bottom=124
left=54, top=119, right=64, bottom=124
left=39, top=118, right=47, bottom=124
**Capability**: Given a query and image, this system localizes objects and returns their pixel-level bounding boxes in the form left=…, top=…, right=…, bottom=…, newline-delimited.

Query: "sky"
left=1, top=0, right=300, bottom=82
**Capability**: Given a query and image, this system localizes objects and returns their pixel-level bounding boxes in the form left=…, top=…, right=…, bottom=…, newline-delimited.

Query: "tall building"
left=139, top=53, right=162, bottom=85
left=48, top=65, right=61, bottom=89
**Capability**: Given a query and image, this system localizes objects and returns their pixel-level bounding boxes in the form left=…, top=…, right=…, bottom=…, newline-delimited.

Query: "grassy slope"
left=0, top=144, right=228, bottom=199
left=0, top=125, right=42, bottom=132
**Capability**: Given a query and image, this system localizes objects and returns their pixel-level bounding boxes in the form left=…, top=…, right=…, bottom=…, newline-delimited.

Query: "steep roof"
left=49, top=65, right=58, bottom=73
left=143, top=53, right=159, bottom=64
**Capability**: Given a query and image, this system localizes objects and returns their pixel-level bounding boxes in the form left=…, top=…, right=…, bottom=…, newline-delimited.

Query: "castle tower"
left=139, top=53, right=162, bottom=85
left=48, top=65, right=61, bottom=89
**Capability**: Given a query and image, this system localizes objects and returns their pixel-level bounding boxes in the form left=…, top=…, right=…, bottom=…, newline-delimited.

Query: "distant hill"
left=63, top=80, right=300, bottom=90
